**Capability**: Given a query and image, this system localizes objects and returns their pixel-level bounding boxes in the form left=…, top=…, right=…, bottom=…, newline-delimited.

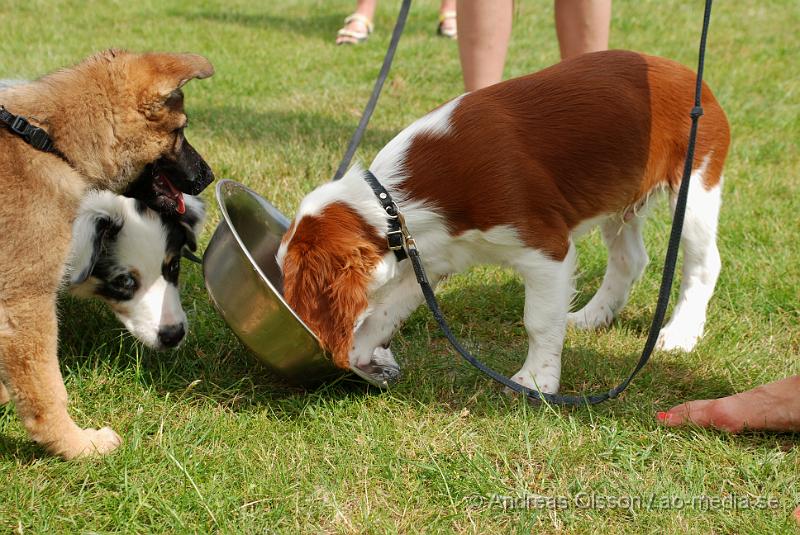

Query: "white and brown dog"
left=278, top=51, right=730, bottom=393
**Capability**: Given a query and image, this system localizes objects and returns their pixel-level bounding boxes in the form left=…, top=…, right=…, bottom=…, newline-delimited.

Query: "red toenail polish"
left=657, top=411, right=669, bottom=421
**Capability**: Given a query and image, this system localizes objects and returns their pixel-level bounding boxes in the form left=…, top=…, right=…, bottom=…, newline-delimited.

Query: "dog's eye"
left=111, top=273, right=138, bottom=292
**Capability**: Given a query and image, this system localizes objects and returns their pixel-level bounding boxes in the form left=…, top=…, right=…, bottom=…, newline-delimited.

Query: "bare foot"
left=657, top=376, right=800, bottom=432
left=794, top=504, right=800, bottom=526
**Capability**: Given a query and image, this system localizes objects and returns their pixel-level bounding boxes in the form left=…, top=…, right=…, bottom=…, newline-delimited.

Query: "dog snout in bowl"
left=203, top=180, right=346, bottom=384
left=202, top=180, right=398, bottom=388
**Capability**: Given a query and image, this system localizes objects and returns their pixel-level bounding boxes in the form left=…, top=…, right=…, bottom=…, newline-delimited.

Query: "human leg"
left=554, top=0, right=611, bottom=59
left=456, top=0, right=513, bottom=91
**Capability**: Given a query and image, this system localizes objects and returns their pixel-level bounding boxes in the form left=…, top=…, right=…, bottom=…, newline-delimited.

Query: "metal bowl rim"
left=212, top=179, right=324, bottom=347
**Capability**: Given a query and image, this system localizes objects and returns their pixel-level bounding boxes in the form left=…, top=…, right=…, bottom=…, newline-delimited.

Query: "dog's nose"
left=157, top=324, right=185, bottom=348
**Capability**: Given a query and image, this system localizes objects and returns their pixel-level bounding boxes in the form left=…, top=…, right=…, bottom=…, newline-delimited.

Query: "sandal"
left=437, top=10, right=457, bottom=39
left=336, top=13, right=374, bottom=45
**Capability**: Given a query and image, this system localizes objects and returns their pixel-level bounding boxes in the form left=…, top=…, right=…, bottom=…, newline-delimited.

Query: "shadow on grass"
left=396, top=278, right=734, bottom=411
left=47, top=272, right=732, bottom=418
left=191, top=103, right=396, bottom=156
left=174, top=8, right=448, bottom=44
left=54, top=292, right=381, bottom=412
left=174, top=10, right=343, bottom=43
left=0, top=434, right=41, bottom=463
left=1, top=271, right=729, bottom=461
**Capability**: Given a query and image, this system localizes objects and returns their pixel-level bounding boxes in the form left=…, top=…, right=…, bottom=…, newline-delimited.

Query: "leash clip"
left=395, top=206, right=417, bottom=251
left=385, top=202, right=417, bottom=252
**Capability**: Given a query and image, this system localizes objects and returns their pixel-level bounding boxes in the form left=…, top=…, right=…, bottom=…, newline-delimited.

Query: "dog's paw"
left=656, top=324, right=702, bottom=352
left=504, top=371, right=559, bottom=399
left=0, top=382, right=9, bottom=405
left=567, top=303, right=614, bottom=330
left=58, top=427, right=122, bottom=459
left=354, top=346, right=401, bottom=385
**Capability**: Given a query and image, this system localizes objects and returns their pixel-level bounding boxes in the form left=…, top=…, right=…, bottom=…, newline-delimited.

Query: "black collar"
left=0, top=106, right=70, bottom=163
left=363, top=170, right=408, bottom=262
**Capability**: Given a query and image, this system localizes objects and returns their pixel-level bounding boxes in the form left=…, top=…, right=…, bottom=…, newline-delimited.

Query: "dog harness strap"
left=364, top=170, right=408, bottom=262
left=0, top=106, right=70, bottom=162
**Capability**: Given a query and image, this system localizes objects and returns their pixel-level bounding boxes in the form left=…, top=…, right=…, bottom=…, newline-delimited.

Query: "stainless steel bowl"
left=202, top=180, right=389, bottom=387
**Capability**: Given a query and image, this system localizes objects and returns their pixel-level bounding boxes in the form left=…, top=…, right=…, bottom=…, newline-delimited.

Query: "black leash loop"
left=405, top=0, right=714, bottom=405
left=332, top=0, right=412, bottom=182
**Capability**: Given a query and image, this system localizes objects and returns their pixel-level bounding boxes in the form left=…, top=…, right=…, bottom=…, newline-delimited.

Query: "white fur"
left=0, top=80, right=27, bottom=91
left=568, top=213, right=650, bottom=330
left=276, top=97, right=464, bottom=267
left=657, top=172, right=723, bottom=350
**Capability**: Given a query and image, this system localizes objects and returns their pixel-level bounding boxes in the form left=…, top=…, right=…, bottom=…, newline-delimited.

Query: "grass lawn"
left=1, top=0, right=798, bottom=532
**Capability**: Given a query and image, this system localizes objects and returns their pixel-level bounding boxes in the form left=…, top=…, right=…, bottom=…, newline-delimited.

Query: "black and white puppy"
left=66, top=191, right=205, bottom=350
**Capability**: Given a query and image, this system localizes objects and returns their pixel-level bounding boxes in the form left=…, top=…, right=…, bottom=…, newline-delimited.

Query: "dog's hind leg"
left=657, top=174, right=723, bottom=351
left=568, top=215, right=649, bottom=329
left=0, top=295, right=121, bottom=458
left=0, top=301, right=11, bottom=404
left=509, top=243, right=576, bottom=395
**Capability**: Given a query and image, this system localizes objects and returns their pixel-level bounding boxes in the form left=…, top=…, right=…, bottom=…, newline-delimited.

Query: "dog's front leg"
left=350, top=267, right=429, bottom=383
left=0, top=295, right=121, bottom=459
left=510, top=245, right=576, bottom=396
left=0, top=381, right=9, bottom=405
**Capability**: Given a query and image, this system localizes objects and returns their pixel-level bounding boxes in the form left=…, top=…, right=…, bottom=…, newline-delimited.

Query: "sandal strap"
left=343, top=13, right=374, bottom=34
left=337, top=28, right=369, bottom=40
left=438, top=10, right=456, bottom=23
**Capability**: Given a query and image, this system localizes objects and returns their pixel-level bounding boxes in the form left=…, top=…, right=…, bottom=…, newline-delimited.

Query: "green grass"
left=1, top=0, right=798, bottom=532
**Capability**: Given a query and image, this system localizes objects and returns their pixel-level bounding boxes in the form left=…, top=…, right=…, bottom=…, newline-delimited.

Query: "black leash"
left=332, top=0, right=412, bottom=182
left=401, top=0, right=715, bottom=405
left=0, top=105, right=70, bottom=163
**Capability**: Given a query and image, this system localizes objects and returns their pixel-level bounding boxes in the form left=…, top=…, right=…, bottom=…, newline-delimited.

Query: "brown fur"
left=402, top=51, right=729, bottom=260
left=282, top=203, right=384, bottom=368
left=0, top=50, right=213, bottom=459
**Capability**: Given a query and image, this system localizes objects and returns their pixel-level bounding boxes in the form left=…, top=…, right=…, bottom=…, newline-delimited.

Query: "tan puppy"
left=0, top=50, right=214, bottom=458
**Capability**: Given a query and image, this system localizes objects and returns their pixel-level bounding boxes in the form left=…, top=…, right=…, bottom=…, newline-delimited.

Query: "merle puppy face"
left=67, top=191, right=205, bottom=350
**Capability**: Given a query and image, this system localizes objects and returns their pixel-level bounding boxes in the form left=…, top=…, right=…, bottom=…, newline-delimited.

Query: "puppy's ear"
left=140, top=53, right=214, bottom=99
left=179, top=195, right=206, bottom=253
left=68, top=211, right=122, bottom=286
